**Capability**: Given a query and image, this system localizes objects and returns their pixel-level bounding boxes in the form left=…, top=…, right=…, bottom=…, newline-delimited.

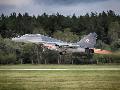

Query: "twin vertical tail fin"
left=77, top=32, right=97, bottom=48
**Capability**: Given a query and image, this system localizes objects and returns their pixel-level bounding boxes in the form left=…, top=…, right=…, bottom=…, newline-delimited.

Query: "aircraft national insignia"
left=86, top=39, right=89, bottom=43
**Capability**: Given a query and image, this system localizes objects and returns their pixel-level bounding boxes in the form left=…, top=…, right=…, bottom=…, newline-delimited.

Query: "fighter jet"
left=12, top=32, right=97, bottom=55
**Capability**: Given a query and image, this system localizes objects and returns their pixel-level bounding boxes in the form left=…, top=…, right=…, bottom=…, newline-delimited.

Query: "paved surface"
left=0, top=68, right=120, bottom=70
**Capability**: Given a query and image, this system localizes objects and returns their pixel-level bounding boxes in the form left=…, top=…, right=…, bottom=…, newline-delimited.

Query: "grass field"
left=0, top=64, right=120, bottom=90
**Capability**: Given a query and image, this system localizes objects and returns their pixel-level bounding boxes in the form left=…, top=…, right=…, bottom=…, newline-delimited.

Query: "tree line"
left=0, top=10, right=120, bottom=64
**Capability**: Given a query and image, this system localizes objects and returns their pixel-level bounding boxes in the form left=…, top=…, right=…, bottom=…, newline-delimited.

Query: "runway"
left=0, top=68, right=120, bottom=70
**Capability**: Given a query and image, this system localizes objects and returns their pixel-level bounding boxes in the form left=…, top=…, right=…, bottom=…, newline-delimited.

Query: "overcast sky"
left=0, top=0, right=120, bottom=16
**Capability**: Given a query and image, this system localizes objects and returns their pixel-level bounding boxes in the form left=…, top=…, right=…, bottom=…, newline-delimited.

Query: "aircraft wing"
left=12, top=34, right=44, bottom=44
left=12, top=34, right=69, bottom=46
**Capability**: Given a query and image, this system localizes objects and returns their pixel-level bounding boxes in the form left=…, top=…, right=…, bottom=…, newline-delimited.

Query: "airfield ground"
left=0, top=64, right=120, bottom=90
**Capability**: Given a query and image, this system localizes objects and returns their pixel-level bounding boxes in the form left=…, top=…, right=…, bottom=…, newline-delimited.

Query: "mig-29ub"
left=12, top=32, right=97, bottom=55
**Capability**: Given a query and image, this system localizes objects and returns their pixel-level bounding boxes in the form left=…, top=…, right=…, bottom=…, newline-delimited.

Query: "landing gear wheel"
left=59, top=51, right=66, bottom=55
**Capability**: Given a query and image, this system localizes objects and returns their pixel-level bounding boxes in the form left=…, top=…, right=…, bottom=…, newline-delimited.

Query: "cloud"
left=0, top=0, right=33, bottom=6
left=0, top=0, right=120, bottom=16
left=0, top=5, right=15, bottom=14
left=34, top=0, right=108, bottom=6
left=32, top=0, right=120, bottom=16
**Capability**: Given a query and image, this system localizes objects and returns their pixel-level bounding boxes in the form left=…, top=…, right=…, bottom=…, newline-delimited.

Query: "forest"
left=0, top=10, right=120, bottom=64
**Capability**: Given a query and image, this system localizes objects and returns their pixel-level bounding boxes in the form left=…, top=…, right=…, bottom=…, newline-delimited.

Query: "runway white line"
left=0, top=69, right=69, bottom=71
left=0, top=68, right=120, bottom=70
